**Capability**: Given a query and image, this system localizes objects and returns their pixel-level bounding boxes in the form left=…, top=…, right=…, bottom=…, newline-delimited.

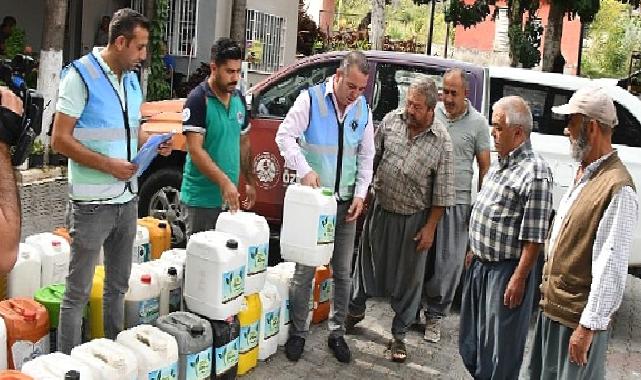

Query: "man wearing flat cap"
left=528, top=85, right=639, bottom=379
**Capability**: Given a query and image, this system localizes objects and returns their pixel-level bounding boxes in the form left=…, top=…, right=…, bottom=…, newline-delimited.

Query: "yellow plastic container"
left=237, top=293, right=261, bottom=375
left=138, top=217, right=171, bottom=260
left=89, top=265, right=105, bottom=339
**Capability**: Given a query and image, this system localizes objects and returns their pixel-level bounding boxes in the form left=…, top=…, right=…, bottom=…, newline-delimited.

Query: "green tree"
left=147, top=0, right=171, bottom=101
left=582, top=0, right=641, bottom=78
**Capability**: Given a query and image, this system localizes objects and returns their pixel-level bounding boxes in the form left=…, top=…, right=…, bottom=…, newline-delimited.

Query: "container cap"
left=141, top=274, right=152, bottom=284
left=34, top=284, right=66, bottom=328
left=158, top=222, right=167, bottom=228
left=167, top=267, right=178, bottom=276
left=190, top=324, right=204, bottom=336
left=226, top=239, right=238, bottom=249
left=65, top=370, right=80, bottom=380
left=321, top=188, right=334, bottom=197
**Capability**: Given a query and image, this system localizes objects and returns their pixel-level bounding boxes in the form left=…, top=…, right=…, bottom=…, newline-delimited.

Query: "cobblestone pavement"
left=245, top=275, right=641, bottom=379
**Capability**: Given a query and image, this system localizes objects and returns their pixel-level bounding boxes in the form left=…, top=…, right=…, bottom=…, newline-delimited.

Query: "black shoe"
left=345, top=313, right=364, bottom=332
left=328, top=336, right=352, bottom=363
left=285, top=335, right=305, bottom=362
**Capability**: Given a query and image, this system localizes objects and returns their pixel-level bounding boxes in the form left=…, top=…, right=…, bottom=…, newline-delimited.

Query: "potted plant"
left=28, top=139, right=45, bottom=169
left=47, top=146, right=67, bottom=166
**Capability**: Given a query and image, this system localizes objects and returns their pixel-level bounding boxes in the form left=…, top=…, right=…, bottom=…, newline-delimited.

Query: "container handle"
left=168, top=315, right=203, bottom=337
left=93, top=351, right=125, bottom=369
left=136, top=332, right=166, bottom=351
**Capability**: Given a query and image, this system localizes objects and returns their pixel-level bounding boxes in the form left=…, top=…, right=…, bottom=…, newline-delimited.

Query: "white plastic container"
left=160, top=249, right=187, bottom=273
left=124, top=264, right=161, bottom=328
left=266, top=268, right=292, bottom=346
left=25, top=233, right=70, bottom=287
left=116, top=325, right=179, bottom=380
left=21, top=352, right=95, bottom=380
left=258, top=283, right=281, bottom=361
left=184, top=231, right=247, bottom=320
left=280, top=185, right=337, bottom=266
left=141, top=260, right=183, bottom=316
left=132, top=225, right=151, bottom=264
left=70, top=339, right=138, bottom=380
left=216, top=211, right=270, bottom=294
left=8, top=244, right=42, bottom=298
left=0, top=317, right=6, bottom=370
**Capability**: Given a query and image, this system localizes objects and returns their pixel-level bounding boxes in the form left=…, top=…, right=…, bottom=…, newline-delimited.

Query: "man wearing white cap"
left=528, top=85, right=639, bottom=379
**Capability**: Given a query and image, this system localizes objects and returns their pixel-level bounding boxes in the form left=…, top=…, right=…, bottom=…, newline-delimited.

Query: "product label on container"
left=222, top=266, right=246, bottom=303
left=147, top=361, right=178, bottom=380
left=186, top=347, right=213, bottom=380
left=284, top=299, right=292, bottom=325
left=133, top=243, right=151, bottom=263
left=12, top=335, right=49, bottom=370
left=263, top=308, right=281, bottom=339
left=317, top=214, right=336, bottom=245
left=238, top=320, right=259, bottom=353
left=215, top=337, right=239, bottom=375
left=169, top=286, right=182, bottom=313
left=247, top=243, right=268, bottom=275
left=125, top=297, right=160, bottom=327
left=319, top=278, right=333, bottom=304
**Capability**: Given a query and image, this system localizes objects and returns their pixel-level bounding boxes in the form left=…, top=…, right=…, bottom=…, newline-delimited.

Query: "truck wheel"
left=138, top=168, right=186, bottom=247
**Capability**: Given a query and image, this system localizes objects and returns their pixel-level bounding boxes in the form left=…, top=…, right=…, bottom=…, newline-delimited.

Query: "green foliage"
left=147, top=0, right=171, bottom=101
left=4, top=27, right=25, bottom=58
left=582, top=0, right=641, bottom=78
left=508, top=21, right=543, bottom=68
left=444, top=0, right=491, bottom=28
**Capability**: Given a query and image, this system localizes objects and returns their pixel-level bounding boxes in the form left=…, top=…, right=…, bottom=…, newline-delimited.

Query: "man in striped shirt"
left=459, top=96, right=553, bottom=379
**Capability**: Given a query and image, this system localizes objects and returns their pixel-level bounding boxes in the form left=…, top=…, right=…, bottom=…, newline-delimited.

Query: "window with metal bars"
left=245, top=9, right=286, bottom=73
left=130, top=0, right=198, bottom=57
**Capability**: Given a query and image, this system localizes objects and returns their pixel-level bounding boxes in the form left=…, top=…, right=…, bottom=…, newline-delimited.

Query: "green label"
left=317, top=214, right=336, bottom=245
left=214, top=337, right=239, bottom=375
left=248, top=244, right=268, bottom=275
left=147, top=362, right=178, bottom=380
left=263, top=308, right=280, bottom=339
left=222, top=266, right=246, bottom=304
left=239, top=320, right=259, bottom=353
left=319, top=278, right=332, bottom=303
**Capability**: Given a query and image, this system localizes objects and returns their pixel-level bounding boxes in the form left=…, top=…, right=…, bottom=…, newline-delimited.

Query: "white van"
left=485, top=66, right=641, bottom=272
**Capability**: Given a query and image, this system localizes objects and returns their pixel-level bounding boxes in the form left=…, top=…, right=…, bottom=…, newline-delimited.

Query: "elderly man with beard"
left=346, top=77, right=454, bottom=363
left=459, top=96, right=553, bottom=379
left=528, top=86, right=639, bottom=379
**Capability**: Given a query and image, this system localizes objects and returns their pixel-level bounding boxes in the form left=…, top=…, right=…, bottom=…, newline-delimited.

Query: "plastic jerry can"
left=132, top=225, right=151, bottom=264
left=8, top=244, right=41, bottom=299
left=0, top=318, right=6, bottom=370
left=33, top=285, right=89, bottom=353
left=89, top=266, right=105, bottom=339
left=184, top=232, right=247, bottom=320
left=312, top=266, right=332, bottom=324
left=207, top=316, right=239, bottom=380
left=265, top=268, right=291, bottom=346
left=0, top=298, right=49, bottom=370
left=124, top=265, right=161, bottom=329
left=258, top=284, right=280, bottom=361
left=0, top=370, right=32, bottom=379
left=215, top=212, right=269, bottom=294
left=160, top=249, right=187, bottom=274
left=116, top=325, right=179, bottom=380
left=70, top=338, right=138, bottom=380
left=142, top=261, right=183, bottom=316
left=138, top=217, right=172, bottom=260
left=21, top=353, right=94, bottom=380
left=24, top=233, right=70, bottom=288
left=280, top=185, right=337, bottom=267
left=156, top=312, right=213, bottom=380
left=236, top=294, right=260, bottom=375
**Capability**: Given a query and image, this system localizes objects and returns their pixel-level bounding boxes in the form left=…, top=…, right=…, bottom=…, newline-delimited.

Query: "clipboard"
left=132, top=132, right=174, bottom=177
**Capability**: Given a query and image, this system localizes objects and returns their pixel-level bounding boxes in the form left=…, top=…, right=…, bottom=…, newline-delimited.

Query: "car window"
left=253, top=61, right=340, bottom=119
left=371, top=63, right=445, bottom=123
left=613, top=102, right=641, bottom=148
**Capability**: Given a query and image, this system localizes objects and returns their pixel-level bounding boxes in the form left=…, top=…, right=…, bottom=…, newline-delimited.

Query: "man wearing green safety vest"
left=51, top=9, right=172, bottom=354
left=276, top=51, right=375, bottom=363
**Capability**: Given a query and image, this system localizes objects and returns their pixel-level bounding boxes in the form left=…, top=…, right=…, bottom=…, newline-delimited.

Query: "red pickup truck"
left=138, top=51, right=487, bottom=248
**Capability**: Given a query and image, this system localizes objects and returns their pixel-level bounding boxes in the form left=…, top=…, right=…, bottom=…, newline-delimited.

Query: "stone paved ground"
left=245, top=275, right=641, bottom=379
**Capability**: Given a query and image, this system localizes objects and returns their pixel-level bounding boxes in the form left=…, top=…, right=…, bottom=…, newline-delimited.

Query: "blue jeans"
left=58, top=199, right=137, bottom=354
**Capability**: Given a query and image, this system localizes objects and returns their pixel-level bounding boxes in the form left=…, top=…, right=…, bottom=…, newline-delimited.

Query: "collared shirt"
left=373, top=109, right=455, bottom=215
left=275, top=75, right=375, bottom=199
left=548, top=151, right=639, bottom=330
left=434, top=100, right=491, bottom=205
left=469, top=140, right=553, bottom=261
left=56, top=47, right=138, bottom=204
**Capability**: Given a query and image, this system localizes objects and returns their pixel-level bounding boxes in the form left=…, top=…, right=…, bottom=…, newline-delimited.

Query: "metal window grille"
left=245, top=9, right=286, bottom=73
left=493, top=7, right=509, bottom=52
left=130, top=0, right=198, bottom=57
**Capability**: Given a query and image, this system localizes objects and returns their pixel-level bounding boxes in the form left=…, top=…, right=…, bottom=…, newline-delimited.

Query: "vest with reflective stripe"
left=301, top=82, right=368, bottom=200
left=66, top=52, right=141, bottom=201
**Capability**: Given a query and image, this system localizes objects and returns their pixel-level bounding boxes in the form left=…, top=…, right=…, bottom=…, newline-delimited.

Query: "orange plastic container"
left=52, top=227, right=71, bottom=244
left=0, top=370, right=33, bottom=379
left=0, top=298, right=50, bottom=370
left=312, top=266, right=332, bottom=324
left=138, top=217, right=171, bottom=260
